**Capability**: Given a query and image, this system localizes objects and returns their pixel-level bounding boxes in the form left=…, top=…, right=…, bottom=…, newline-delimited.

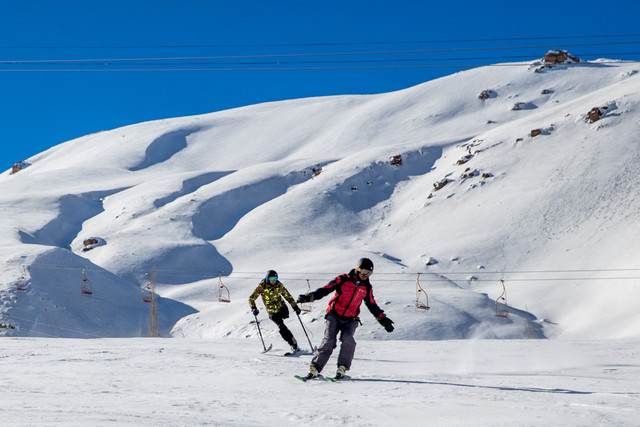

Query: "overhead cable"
left=1, top=33, right=639, bottom=49
left=2, top=41, right=640, bottom=65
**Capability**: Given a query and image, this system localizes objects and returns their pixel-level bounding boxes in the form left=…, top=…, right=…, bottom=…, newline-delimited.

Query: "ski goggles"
left=357, top=268, right=372, bottom=277
left=267, top=276, right=278, bottom=281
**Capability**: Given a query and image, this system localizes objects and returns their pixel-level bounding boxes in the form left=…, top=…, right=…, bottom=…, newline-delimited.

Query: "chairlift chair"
left=218, top=272, right=231, bottom=303
left=81, top=267, right=93, bottom=295
left=415, top=273, right=430, bottom=311
left=142, top=285, right=153, bottom=303
left=16, top=265, right=27, bottom=291
left=495, top=280, right=509, bottom=318
left=300, top=279, right=313, bottom=314
left=141, top=273, right=154, bottom=303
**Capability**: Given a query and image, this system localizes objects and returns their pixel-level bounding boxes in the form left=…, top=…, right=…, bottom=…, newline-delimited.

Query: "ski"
left=325, top=375, right=351, bottom=382
left=284, top=348, right=308, bottom=356
left=261, top=343, right=273, bottom=354
left=294, top=374, right=325, bottom=382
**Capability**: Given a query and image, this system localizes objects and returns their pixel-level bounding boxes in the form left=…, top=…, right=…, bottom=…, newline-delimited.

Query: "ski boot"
left=305, top=365, right=319, bottom=380
left=335, top=365, right=347, bottom=380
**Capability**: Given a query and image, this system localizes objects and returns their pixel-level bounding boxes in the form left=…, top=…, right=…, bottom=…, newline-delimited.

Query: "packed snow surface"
left=1, top=338, right=638, bottom=426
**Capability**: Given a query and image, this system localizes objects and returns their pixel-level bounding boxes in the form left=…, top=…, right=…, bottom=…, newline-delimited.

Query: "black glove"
left=251, top=308, right=259, bottom=316
left=378, top=316, right=394, bottom=333
left=297, top=294, right=314, bottom=303
left=293, top=305, right=301, bottom=315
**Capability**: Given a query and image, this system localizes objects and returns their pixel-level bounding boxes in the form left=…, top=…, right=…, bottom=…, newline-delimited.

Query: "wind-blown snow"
left=1, top=57, right=639, bottom=425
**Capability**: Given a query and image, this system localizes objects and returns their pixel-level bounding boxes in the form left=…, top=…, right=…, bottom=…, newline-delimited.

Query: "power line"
left=2, top=41, right=640, bottom=64
left=1, top=53, right=638, bottom=70
left=4, top=52, right=640, bottom=67
left=2, top=61, right=638, bottom=73
left=28, top=263, right=640, bottom=275
left=1, top=33, right=639, bottom=49
left=23, top=263, right=640, bottom=282
left=1, top=40, right=638, bottom=72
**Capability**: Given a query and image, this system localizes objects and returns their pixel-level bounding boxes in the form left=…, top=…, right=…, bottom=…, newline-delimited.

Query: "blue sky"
left=2, top=1, right=639, bottom=168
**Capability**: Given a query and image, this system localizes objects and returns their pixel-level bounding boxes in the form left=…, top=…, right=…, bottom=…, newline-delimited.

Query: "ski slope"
left=0, top=338, right=638, bottom=425
left=1, top=54, right=639, bottom=425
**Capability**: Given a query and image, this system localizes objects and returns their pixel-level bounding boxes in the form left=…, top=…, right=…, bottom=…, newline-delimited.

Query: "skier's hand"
left=252, top=308, right=259, bottom=316
left=297, top=294, right=314, bottom=303
left=378, top=316, right=394, bottom=333
left=293, top=305, right=301, bottom=315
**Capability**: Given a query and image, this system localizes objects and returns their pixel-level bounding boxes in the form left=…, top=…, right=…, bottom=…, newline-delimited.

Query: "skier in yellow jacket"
left=249, top=270, right=301, bottom=353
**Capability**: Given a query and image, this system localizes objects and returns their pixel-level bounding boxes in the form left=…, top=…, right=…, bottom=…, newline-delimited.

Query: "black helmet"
left=357, top=258, right=374, bottom=272
left=266, top=270, right=278, bottom=280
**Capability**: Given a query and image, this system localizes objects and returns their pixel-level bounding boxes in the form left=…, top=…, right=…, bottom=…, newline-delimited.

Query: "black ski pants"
left=269, top=305, right=296, bottom=347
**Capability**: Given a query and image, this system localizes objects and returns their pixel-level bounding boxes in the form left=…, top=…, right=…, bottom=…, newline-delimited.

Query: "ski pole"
left=296, top=313, right=315, bottom=351
left=253, top=314, right=267, bottom=352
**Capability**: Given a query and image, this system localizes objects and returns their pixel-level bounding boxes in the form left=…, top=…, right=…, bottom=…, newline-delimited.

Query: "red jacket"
left=310, top=269, right=385, bottom=320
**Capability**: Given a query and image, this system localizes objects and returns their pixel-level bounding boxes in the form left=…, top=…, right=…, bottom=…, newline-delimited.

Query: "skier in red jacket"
left=297, top=257, right=394, bottom=380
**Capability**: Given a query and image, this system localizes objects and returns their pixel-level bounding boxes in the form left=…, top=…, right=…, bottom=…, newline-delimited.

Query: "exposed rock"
left=530, top=129, right=542, bottom=137
left=433, top=178, right=452, bottom=191
left=390, top=154, right=402, bottom=166
left=82, top=237, right=104, bottom=252
left=461, top=168, right=479, bottom=179
left=478, top=89, right=496, bottom=100
left=457, top=154, right=473, bottom=165
left=302, top=164, right=322, bottom=177
left=512, top=102, right=532, bottom=111
left=543, top=50, right=580, bottom=64
left=585, top=102, right=616, bottom=123
left=11, top=160, right=31, bottom=175
left=587, top=107, right=602, bottom=123
left=83, top=238, right=99, bottom=247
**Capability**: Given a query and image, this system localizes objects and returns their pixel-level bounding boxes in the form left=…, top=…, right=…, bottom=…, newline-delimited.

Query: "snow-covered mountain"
left=1, top=55, right=639, bottom=340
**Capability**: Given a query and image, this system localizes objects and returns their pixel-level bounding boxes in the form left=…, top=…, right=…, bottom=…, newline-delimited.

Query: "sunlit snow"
left=1, top=57, right=639, bottom=425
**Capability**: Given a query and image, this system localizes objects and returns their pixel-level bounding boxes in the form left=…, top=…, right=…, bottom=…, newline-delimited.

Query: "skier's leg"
left=279, top=323, right=296, bottom=347
left=271, top=311, right=295, bottom=346
left=311, top=313, right=340, bottom=372
left=336, top=319, right=358, bottom=370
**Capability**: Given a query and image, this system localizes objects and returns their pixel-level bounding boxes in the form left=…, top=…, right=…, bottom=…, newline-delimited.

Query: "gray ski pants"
left=311, top=312, right=358, bottom=372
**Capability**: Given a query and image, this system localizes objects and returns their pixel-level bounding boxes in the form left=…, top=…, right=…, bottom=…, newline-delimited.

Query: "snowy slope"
left=1, top=338, right=638, bottom=426
left=1, top=56, right=639, bottom=341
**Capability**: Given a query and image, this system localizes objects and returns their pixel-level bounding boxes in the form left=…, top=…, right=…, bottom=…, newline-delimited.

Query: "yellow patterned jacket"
left=249, top=279, right=298, bottom=314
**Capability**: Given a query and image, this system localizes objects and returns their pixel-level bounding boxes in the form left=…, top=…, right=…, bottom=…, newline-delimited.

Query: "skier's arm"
left=248, top=285, right=263, bottom=309
left=363, top=286, right=385, bottom=318
left=365, top=299, right=386, bottom=319
left=364, top=287, right=394, bottom=332
left=280, top=284, right=301, bottom=312
left=297, top=276, right=342, bottom=303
